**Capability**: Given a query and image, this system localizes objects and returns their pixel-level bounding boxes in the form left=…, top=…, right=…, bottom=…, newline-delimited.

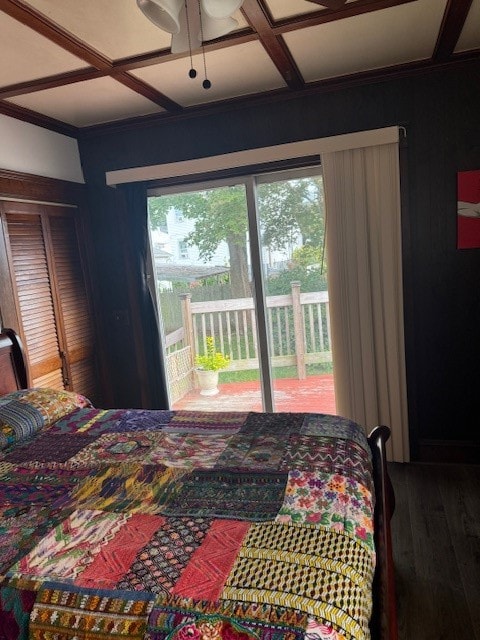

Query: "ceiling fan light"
left=136, top=0, right=183, bottom=34
left=139, top=0, right=243, bottom=57
left=172, top=28, right=202, bottom=54
left=201, top=0, right=243, bottom=20
left=201, top=15, right=239, bottom=41
left=171, top=5, right=238, bottom=53
left=171, top=3, right=201, bottom=54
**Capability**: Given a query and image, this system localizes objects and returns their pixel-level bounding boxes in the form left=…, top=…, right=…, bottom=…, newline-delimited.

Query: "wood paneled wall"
left=78, top=60, right=480, bottom=462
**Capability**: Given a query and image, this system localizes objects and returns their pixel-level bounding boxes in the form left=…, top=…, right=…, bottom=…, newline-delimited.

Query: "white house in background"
left=150, top=212, right=230, bottom=291
left=165, top=208, right=230, bottom=266
left=150, top=228, right=173, bottom=262
left=150, top=207, right=301, bottom=290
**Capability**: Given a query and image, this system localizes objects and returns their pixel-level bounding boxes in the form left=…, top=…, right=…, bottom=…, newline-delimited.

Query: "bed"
left=0, top=329, right=397, bottom=640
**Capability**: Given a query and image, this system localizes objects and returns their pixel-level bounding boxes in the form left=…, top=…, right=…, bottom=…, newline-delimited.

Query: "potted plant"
left=195, top=336, right=230, bottom=396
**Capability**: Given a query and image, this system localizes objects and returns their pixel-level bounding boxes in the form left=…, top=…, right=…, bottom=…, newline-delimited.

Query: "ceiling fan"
left=136, top=0, right=349, bottom=88
left=136, top=0, right=350, bottom=56
left=137, top=0, right=243, bottom=54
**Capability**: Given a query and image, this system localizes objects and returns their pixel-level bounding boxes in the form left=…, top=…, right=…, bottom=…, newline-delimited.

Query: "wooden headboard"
left=0, top=329, right=28, bottom=395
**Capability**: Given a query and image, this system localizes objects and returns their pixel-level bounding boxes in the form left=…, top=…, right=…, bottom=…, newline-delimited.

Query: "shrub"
left=195, top=337, right=230, bottom=371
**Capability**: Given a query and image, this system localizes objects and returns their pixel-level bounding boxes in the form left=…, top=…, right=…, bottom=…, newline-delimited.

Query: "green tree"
left=149, top=196, right=168, bottom=230
left=258, top=176, right=324, bottom=252
left=292, top=244, right=323, bottom=268
left=149, top=186, right=250, bottom=297
left=148, top=176, right=325, bottom=298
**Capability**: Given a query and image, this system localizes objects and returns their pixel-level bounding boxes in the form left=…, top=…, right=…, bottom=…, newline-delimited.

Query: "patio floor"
left=173, top=374, right=336, bottom=413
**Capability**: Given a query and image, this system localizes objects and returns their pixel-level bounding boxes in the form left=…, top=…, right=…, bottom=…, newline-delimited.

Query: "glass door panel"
left=148, top=183, right=263, bottom=411
left=255, top=171, right=336, bottom=414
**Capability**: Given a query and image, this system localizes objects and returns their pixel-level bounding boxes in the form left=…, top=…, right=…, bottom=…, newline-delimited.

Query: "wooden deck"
left=172, top=373, right=336, bottom=413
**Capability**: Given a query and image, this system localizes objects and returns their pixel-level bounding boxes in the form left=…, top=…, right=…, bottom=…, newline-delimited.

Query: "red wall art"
left=457, top=170, right=480, bottom=249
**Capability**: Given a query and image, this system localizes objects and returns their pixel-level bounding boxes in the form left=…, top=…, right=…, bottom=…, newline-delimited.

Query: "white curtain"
left=321, top=142, right=409, bottom=462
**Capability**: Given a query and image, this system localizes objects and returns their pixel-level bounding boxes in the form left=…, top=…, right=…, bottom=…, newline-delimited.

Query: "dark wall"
left=79, top=61, right=480, bottom=461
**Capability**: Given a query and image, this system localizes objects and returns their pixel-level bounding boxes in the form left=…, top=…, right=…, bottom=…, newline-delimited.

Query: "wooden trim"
left=299, top=49, right=480, bottom=93
left=368, top=425, right=398, bottom=640
left=0, top=100, right=79, bottom=137
left=272, top=0, right=417, bottom=33
left=0, top=1, right=184, bottom=115
left=433, top=0, right=474, bottom=61
left=417, top=439, right=480, bottom=464
left=0, top=0, right=417, bottom=82
left=0, top=0, right=418, bottom=127
left=0, top=209, right=18, bottom=332
left=111, top=71, right=182, bottom=112
left=0, top=0, right=419, bottom=77
left=80, top=54, right=480, bottom=137
left=112, top=31, right=256, bottom=73
left=0, top=169, right=86, bottom=205
left=0, top=0, right=476, bottom=136
left=0, top=69, right=106, bottom=100
left=241, top=0, right=304, bottom=90
left=0, top=203, right=35, bottom=387
left=0, top=0, right=112, bottom=70
left=0, top=0, right=181, bottom=113
left=306, top=0, right=348, bottom=8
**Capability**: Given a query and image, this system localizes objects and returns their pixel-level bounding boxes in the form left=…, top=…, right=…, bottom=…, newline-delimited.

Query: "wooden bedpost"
left=368, top=425, right=398, bottom=640
left=0, top=328, right=28, bottom=393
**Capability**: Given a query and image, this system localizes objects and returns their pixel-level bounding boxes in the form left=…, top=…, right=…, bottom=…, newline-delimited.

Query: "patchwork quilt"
left=0, top=390, right=375, bottom=640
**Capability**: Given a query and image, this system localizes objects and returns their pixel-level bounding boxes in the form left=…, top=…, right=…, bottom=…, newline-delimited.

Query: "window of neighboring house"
left=178, top=240, right=189, bottom=259
left=175, top=209, right=184, bottom=222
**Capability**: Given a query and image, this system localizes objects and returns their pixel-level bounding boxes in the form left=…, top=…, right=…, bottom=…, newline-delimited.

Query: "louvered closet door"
left=3, top=211, right=64, bottom=389
left=49, top=215, right=96, bottom=401
left=1, top=201, right=97, bottom=399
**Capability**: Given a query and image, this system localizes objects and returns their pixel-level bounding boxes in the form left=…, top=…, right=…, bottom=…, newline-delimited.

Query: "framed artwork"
left=457, top=170, right=480, bottom=249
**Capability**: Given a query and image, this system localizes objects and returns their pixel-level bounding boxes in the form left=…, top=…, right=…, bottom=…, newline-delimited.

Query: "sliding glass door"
left=255, top=171, right=334, bottom=413
left=147, top=166, right=335, bottom=413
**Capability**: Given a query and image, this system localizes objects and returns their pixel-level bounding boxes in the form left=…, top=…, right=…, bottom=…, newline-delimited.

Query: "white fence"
left=165, top=283, right=332, bottom=402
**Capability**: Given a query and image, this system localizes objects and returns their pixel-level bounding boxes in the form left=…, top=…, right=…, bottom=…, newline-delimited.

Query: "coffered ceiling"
left=0, top=0, right=478, bottom=136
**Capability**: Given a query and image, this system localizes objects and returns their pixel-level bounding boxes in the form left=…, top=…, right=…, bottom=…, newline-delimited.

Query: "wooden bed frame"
left=0, top=328, right=397, bottom=640
left=0, top=327, right=27, bottom=395
left=367, top=425, right=398, bottom=640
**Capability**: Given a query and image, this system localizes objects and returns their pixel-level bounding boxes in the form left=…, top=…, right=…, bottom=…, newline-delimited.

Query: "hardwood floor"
left=388, top=462, right=480, bottom=639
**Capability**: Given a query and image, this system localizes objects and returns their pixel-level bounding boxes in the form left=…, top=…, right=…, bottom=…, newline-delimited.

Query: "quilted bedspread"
left=0, top=403, right=375, bottom=640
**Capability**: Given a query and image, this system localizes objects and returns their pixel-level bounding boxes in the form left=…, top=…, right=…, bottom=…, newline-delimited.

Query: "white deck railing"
left=165, top=283, right=332, bottom=401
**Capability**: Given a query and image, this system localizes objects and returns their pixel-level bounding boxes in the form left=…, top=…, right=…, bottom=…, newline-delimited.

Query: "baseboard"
left=417, top=439, right=480, bottom=464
